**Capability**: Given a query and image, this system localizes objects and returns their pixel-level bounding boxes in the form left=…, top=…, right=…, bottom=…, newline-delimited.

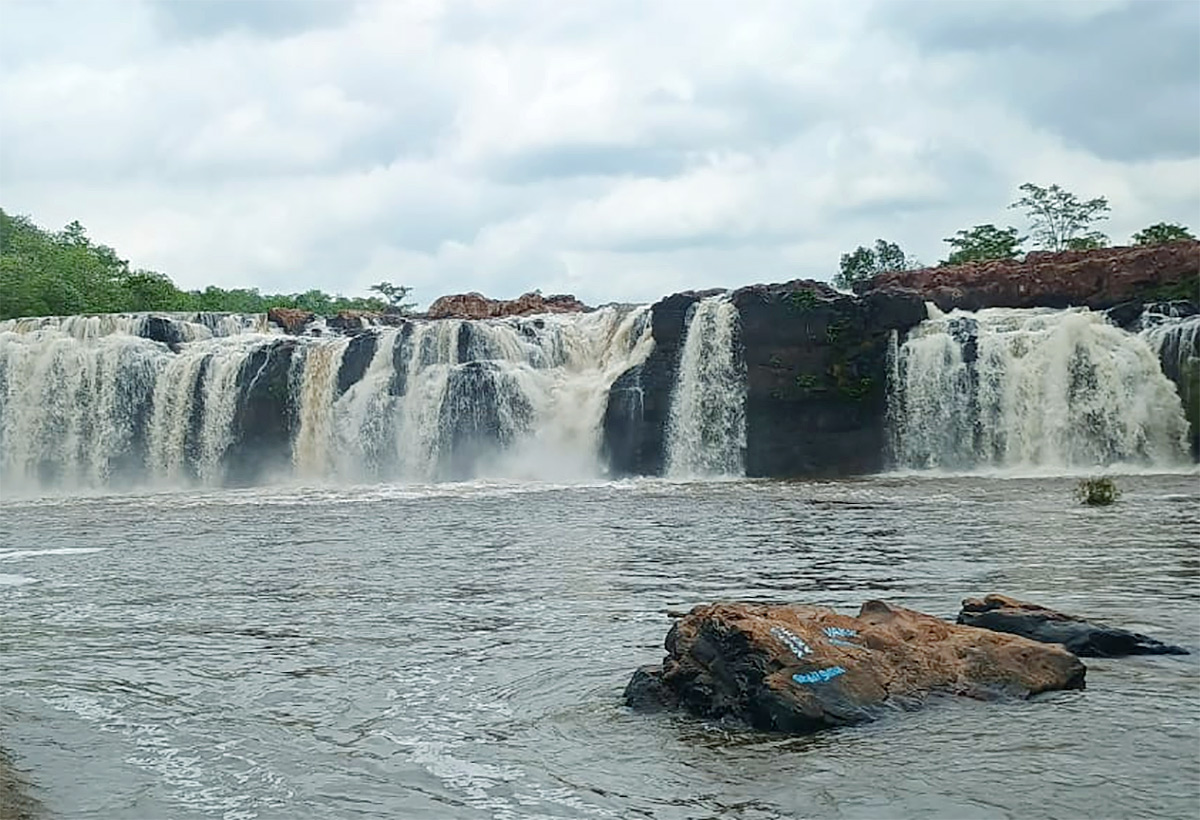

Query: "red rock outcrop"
left=858, top=241, right=1200, bottom=312
left=267, top=307, right=315, bottom=335
left=625, top=600, right=1085, bottom=733
left=425, top=291, right=590, bottom=320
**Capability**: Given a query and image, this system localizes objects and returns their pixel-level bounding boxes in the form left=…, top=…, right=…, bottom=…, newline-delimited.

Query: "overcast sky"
left=1, top=0, right=1197, bottom=308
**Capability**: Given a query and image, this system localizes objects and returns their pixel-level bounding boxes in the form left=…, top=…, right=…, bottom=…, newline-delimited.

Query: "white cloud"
left=0, top=0, right=1196, bottom=309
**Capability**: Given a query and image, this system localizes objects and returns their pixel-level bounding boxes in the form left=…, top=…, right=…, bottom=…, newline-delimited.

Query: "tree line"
left=834, top=182, right=1197, bottom=289
left=0, top=208, right=415, bottom=320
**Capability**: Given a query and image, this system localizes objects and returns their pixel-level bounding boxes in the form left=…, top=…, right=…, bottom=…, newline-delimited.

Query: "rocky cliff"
left=602, top=244, right=1199, bottom=477
left=858, top=241, right=1199, bottom=311
left=732, top=282, right=925, bottom=477
left=601, top=283, right=926, bottom=477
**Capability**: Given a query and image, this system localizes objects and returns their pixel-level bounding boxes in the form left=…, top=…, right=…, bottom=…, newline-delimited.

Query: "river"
left=1, top=473, right=1198, bottom=819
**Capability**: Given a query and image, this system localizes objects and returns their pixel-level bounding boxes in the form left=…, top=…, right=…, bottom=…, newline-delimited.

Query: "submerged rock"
left=626, top=600, right=1085, bottom=733
left=958, top=594, right=1190, bottom=657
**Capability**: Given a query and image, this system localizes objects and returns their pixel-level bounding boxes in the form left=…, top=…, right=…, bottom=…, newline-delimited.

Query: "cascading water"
left=0, top=312, right=267, bottom=340
left=664, top=295, right=746, bottom=477
left=891, top=306, right=1191, bottom=470
left=1139, top=303, right=1200, bottom=456
left=313, top=308, right=656, bottom=483
left=0, top=306, right=655, bottom=492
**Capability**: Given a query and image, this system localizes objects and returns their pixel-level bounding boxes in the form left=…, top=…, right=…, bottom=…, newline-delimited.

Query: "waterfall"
left=664, top=295, right=746, bottom=477
left=890, top=306, right=1191, bottom=470
left=0, top=312, right=267, bottom=340
left=1139, top=304, right=1200, bottom=455
left=292, top=336, right=353, bottom=477
left=0, top=306, right=653, bottom=492
left=145, top=336, right=267, bottom=484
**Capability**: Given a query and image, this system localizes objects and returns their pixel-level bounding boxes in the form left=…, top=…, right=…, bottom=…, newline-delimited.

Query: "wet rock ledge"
left=626, top=600, right=1086, bottom=733
left=958, top=594, right=1190, bottom=657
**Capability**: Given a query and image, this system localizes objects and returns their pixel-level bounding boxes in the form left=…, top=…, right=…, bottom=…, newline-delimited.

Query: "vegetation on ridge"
left=0, top=209, right=414, bottom=320
left=835, top=182, right=1196, bottom=288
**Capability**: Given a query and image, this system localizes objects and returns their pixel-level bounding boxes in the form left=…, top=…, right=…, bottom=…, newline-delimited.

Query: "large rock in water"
left=958, top=595, right=1190, bottom=657
left=625, top=601, right=1085, bottom=733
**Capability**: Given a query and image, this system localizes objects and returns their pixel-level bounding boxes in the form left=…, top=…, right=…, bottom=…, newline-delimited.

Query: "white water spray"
left=664, top=295, right=746, bottom=477
left=891, top=306, right=1190, bottom=470
left=0, top=306, right=658, bottom=491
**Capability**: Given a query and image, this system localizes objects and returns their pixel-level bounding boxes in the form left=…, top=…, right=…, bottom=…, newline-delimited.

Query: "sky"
left=1, top=0, right=1197, bottom=309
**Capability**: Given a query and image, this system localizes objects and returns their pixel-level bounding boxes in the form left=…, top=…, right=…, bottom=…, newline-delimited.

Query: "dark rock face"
left=731, top=281, right=925, bottom=477
left=388, top=323, right=415, bottom=397
left=327, top=311, right=371, bottom=333
left=601, top=283, right=927, bottom=477
left=138, top=315, right=187, bottom=350
left=626, top=600, right=1085, bottom=733
left=602, top=290, right=717, bottom=476
left=859, top=242, right=1200, bottom=312
left=336, top=331, right=378, bottom=397
left=958, top=595, right=1190, bottom=658
left=624, top=664, right=677, bottom=712
left=225, top=340, right=298, bottom=486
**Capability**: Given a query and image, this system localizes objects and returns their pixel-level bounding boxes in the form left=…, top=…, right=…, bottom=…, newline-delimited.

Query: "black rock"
left=1105, top=301, right=1144, bottom=330
left=138, top=315, right=186, bottom=351
left=337, top=331, right=378, bottom=397
left=622, top=664, right=677, bottom=712
left=958, top=595, right=1190, bottom=658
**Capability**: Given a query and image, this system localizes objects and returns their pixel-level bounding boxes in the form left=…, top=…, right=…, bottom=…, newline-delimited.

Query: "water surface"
left=2, top=475, right=1198, bottom=819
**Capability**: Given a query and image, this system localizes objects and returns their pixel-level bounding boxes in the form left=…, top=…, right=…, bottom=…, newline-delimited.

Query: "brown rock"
left=858, top=241, right=1200, bottom=312
left=958, top=594, right=1190, bottom=657
left=327, top=310, right=375, bottom=333
left=267, top=307, right=315, bottom=335
left=626, top=600, right=1085, bottom=733
left=425, top=291, right=590, bottom=320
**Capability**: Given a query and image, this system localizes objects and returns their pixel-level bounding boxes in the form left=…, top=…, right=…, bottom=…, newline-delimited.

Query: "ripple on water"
left=0, top=473, right=1197, bottom=819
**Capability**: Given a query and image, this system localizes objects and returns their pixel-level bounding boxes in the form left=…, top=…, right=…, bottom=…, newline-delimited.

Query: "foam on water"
left=0, top=547, right=108, bottom=559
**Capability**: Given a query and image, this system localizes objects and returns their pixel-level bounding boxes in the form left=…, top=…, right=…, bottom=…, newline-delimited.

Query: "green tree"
left=834, top=239, right=914, bottom=289
left=369, top=281, right=416, bottom=313
left=1063, top=234, right=1109, bottom=251
left=942, top=224, right=1025, bottom=266
left=1009, top=183, right=1110, bottom=252
left=0, top=209, right=415, bottom=320
left=119, top=270, right=181, bottom=311
left=1132, top=222, right=1196, bottom=245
